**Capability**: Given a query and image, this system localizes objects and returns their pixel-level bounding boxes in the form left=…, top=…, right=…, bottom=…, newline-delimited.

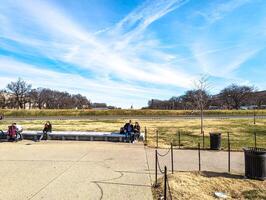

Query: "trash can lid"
left=209, top=132, right=221, bottom=135
left=243, top=147, right=266, bottom=154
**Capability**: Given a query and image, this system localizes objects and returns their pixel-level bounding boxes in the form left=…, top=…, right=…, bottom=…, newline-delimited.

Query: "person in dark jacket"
left=124, top=120, right=133, bottom=133
left=133, top=122, right=141, bottom=140
left=123, top=120, right=134, bottom=142
left=38, top=121, right=52, bottom=141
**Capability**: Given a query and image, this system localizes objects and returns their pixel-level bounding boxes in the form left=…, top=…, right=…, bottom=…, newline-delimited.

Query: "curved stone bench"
left=22, top=131, right=130, bottom=142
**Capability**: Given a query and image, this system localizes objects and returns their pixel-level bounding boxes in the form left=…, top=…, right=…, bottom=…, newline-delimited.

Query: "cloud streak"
left=0, top=0, right=265, bottom=107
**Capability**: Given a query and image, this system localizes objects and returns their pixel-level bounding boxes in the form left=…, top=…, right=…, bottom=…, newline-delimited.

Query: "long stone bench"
left=21, top=131, right=132, bottom=142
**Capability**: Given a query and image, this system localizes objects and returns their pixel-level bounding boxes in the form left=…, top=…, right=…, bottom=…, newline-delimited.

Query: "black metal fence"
left=152, top=135, right=235, bottom=198
left=154, top=144, right=174, bottom=199
left=146, top=128, right=264, bottom=151
left=151, top=130, right=266, bottom=199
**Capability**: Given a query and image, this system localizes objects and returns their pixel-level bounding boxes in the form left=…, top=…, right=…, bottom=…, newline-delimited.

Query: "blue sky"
left=0, top=0, right=265, bottom=108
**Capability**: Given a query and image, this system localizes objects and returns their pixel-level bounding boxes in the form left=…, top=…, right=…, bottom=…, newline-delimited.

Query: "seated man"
left=133, top=122, right=141, bottom=140
left=123, top=120, right=134, bottom=143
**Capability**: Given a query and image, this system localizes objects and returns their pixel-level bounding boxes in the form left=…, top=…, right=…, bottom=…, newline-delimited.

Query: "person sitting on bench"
left=0, top=129, right=6, bottom=139
left=133, top=122, right=141, bottom=140
left=14, top=123, right=23, bottom=140
left=123, top=120, right=134, bottom=143
left=38, top=121, right=52, bottom=141
left=8, top=123, right=17, bottom=142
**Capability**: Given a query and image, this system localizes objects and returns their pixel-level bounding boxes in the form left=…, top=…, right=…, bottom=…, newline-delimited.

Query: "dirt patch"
left=152, top=171, right=266, bottom=200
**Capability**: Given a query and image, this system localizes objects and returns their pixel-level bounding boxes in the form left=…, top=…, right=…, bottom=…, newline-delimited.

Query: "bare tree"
left=72, top=94, right=91, bottom=109
left=0, top=90, right=6, bottom=108
left=193, top=76, right=210, bottom=140
left=6, top=78, right=32, bottom=109
left=220, top=84, right=254, bottom=109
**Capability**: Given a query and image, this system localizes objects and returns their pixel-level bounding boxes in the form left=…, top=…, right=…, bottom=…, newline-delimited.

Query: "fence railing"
left=154, top=144, right=174, bottom=199
left=150, top=127, right=263, bottom=198
left=146, top=128, right=263, bottom=151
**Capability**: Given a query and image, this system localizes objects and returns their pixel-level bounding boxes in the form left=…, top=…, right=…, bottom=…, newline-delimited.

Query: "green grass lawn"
left=0, top=117, right=265, bottom=150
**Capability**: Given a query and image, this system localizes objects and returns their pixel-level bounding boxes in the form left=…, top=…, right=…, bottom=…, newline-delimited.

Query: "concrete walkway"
left=0, top=141, right=245, bottom=200
left=0, top=141, right=153, bottom=200
left=145, top=147, right=244, bottom=183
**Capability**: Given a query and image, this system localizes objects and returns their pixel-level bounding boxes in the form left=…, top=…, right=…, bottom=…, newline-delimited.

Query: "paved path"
left=145, top=148, right=244, bottom=183
left=0, top=141, right=245, bottom=200
left=0, top=141, right=153, bottom=200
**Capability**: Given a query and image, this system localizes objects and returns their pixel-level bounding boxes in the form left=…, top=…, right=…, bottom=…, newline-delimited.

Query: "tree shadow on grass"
left=200, top=171, right=244, bottom=179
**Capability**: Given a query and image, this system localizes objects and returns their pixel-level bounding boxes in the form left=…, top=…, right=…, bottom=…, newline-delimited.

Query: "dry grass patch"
left=1, top=109, right=266, bottom=117
left=0, top=118, right=265, bottom=150
left=153, top=171, right=266, bottom=200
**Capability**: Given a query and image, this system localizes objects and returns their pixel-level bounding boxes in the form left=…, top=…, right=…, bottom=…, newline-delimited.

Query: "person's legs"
left=125, top=131, right=129, bottom=142
left=44, top=132, right=48, bottom=140
left=136, top=132, right=140, bottom=140
left=14, top=132, right=18, bottom=142
left=16, top=131, right=23, bottom=141
left=130, top=132, right=134, bottom=143
left=38, top=132, right=44, bottom=141
left=19, top=132, right=23, bottom=140
left=134, top=133, right=138, bottom=141
left=126, top=131, right=133, bottom=143
left=0, top=130, right=4, bottom=140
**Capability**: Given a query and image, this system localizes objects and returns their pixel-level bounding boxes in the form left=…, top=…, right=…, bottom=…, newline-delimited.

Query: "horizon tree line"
left=147, top=84, right=266, bottom=110
left=0, top=78, right=92, bottom=109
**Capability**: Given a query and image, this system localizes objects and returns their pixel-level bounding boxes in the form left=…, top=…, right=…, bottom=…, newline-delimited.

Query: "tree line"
left=0, top=78, right=91, bottom=109
left=147, top=84, right=266, bottom=110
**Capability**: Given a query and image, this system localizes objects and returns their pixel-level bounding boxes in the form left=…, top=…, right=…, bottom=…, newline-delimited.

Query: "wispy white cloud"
left=196, top=0, right=251, bottom=24
left=0, top=56, right=175, bottom=107
left=0, top=0, right=194, bottom=90
left=110, top=0, right=189, bottom=50
left=0, top=0, right=265, bottom=107
left=182, top=0, right=266, bottom=80
left=190, top=41, right=263, bottom=78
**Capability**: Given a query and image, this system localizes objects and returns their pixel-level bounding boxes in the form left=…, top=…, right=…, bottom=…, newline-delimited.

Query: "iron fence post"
left=156, top=129, right=158, bottom=149
left=253, top=108, right=256, bottom=125
left=164, top=166, right=167, bottom=200
left=203, top=131, right=205, bottom=149
left=198, top=142, right=201, bottom=171
left=228, top=132, right=230, bottom=173
left=145, top=126, right=147, bottom=144
left=155, top=150, right=158, bottom=186
left=178, top=131, right=181, bottom=149
left=171, top=143, right=174, bottom=174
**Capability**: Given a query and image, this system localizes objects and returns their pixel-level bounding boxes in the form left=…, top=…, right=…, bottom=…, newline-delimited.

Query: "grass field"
left=1, top=109, right=266, bottom=117
left=153, top=171, right=266, bottom=200
left=0, top=117, right=265, bottom=150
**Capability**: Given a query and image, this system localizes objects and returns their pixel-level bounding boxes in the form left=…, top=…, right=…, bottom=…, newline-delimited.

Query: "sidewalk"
left=145, top=147, right=244, bottom=183
left=0, top=141, right=153, bottom=200
left=0, top=141, right=245, bottom=200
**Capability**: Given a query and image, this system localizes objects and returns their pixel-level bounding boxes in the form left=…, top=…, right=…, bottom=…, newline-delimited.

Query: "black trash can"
left=243, top=147, right=266, bottom=180
left=209, top=133, right=221, bottom=150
